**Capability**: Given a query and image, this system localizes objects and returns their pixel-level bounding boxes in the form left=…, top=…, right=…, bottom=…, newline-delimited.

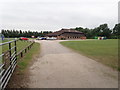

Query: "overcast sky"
left=0, top=0, right=119, bottom=31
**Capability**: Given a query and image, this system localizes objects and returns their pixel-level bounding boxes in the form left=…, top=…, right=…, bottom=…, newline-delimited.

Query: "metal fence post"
left=0, top=40, right=35, bottom=89
left=9, top=43, right=12, bottom=73
left=15, top=40, right=17, bottom=64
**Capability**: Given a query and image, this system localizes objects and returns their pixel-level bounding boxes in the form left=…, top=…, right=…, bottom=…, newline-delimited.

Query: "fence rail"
left=0, top=39, right=34, bottom=89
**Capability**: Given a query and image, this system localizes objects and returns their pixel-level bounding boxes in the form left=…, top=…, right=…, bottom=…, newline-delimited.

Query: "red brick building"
left=46, top=29, right=86, bottom=40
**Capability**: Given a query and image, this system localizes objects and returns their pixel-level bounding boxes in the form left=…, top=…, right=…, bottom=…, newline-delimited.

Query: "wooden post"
left=25, top=49, right=27, bottom=53
left=21, top=52, right=23, bottom=57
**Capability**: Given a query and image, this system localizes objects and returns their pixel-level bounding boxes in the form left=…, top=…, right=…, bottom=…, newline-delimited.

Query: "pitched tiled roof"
left=47, top=29, right=84, bottom=36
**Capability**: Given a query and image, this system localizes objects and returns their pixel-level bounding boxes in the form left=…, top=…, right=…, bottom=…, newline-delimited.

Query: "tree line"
left=75, top=23, right=120, bottom=39
left=1, top=23, right=120, bottom=39
left=1, top=30, right=52, bottom=38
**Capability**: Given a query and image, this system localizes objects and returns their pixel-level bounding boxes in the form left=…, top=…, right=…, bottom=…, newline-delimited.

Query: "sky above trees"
left=0, top=0, right=119, bottom=31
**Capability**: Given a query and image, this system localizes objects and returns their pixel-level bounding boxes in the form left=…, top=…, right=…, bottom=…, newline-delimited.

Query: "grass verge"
left=60, top=39, right=118, bottom=70
left=7, top=42, right=40, bottom=88
left=17, top=42, right=40, bottom=73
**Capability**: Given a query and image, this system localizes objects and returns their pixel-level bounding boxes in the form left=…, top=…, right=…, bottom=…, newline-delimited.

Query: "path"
left=28, top=40, right=118, bottom=88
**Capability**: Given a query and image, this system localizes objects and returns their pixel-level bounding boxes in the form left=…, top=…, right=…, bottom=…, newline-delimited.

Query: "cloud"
left=0, top=0, right=119, bottom=31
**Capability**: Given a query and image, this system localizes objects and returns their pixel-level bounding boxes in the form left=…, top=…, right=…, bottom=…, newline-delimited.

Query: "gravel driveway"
left=28, top=40, right=118, bottom=88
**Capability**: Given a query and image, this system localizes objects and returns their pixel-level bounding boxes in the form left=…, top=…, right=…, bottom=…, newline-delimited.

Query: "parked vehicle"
left=36, top=37, right=46, bottom=40
left=36, top=37, right=57, bottom=40
left=36, top=37, right=42, bottom=40
left=46, top=37, right=57, bottom=40
left=20, top=37, right=29, bottom=40
left=41, top=37, right=47, bottom=40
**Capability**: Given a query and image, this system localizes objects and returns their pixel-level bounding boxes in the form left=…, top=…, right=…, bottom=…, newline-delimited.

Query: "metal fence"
left=0, top=39, right=34, bottom=89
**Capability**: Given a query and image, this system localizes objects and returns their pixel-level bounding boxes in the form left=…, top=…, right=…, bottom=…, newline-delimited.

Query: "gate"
left=0, top=39, right=17, bottom=89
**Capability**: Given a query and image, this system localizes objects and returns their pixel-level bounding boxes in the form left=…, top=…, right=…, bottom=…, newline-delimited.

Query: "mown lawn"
left=60, top=39, right=118, bottom=70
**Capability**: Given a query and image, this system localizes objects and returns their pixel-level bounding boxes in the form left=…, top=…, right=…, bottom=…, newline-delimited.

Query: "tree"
left=91, top=24, right=112, bottom=39
left=99, top=24, right=112, bottom=38
left=1, top=29, right=53, bottom=38
left=113, top=23, right=120, bottom=39
left=75, top=27, right=92, bottom=38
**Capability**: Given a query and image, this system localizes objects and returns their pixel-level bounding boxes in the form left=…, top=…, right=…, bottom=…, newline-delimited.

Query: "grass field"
left=1, top=39, right=34, bottom=63
left=60, top=39, right=118, bottom=70
left=2, top=40, right=32, bottom=53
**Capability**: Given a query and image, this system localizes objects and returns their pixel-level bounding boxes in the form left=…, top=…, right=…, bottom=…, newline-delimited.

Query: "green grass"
left=0, top=38, right=15, bottom=54
left=60, top=39, right=118, bottom=70
left=1, top=39, right=40, bottom=73
left=0, top=39, right=34, bottom=65
left=2, top=40, right=31, bottom=53
left=17, top=43, right=40, bottom=72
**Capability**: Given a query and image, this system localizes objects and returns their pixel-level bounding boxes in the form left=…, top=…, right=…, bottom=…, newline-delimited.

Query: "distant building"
left=46, top=29, right=86, bottom=40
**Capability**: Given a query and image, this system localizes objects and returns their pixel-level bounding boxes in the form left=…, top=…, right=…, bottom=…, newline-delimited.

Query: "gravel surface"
left=28, top=40, right=118, bottom=88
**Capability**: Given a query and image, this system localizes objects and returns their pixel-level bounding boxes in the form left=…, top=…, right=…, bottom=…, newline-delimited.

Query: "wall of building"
left=57, top=32, right=86, bottom=40
left=56, top=34, right=86, bottom=40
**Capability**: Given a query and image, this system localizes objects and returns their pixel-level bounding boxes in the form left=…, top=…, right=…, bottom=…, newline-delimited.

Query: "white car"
left=46, top=37, right=57, bottom=40
left=36, top=37, right=42, bottom=40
